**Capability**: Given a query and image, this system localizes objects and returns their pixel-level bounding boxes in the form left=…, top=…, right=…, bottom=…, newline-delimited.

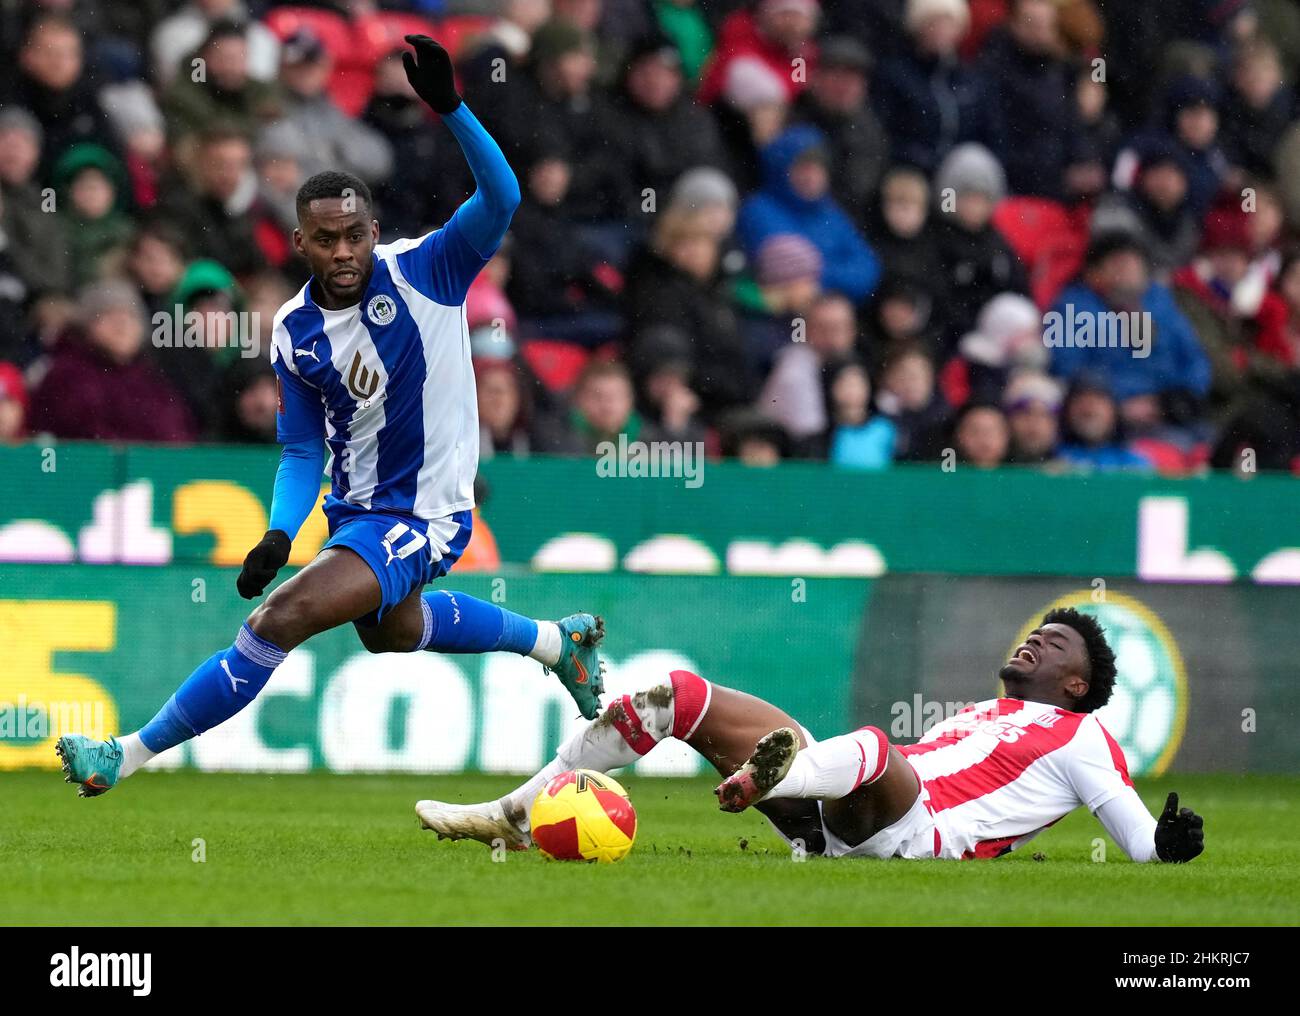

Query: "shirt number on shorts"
left=381, top=522, right=429, bottom=566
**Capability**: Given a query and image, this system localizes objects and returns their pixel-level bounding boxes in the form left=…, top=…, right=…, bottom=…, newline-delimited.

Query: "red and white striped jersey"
left=899, top=697, right=1136, bottom=860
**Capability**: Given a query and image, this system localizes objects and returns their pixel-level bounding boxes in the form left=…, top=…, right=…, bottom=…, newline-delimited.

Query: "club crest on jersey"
left=347, top=351, right=381, bottom=403
left=367, top=294, right=397, bottom=326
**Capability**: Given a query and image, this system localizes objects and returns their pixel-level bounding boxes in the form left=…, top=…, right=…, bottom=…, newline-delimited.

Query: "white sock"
left=527, top=621, right=562, bottom=667
left=501, top=758, right=568, bottom=829
left=501, top=681, right=684, bottom=828
left=762, top=727, right=889, bottom=802
left=117, top=732, right=157, bottom=779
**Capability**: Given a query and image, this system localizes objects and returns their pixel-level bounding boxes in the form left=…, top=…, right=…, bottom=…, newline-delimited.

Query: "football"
left=530, top=769, right=637, bottom=863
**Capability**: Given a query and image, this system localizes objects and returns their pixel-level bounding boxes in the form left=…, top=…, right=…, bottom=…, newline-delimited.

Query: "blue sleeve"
left=273, top=354, right=325, bottom=444
left=398, top=103, right=520, bottom=306
left=268, top=436, right=326, bottom=540
left=736, top=195, right=778, bottom=257
left=822, top=217, right=881, bottom=303
left=269, top=349, right=326, bottom=539
left=1047, top=294, right=1087, bottom=382
left=443, top=103, right=520, bottom=256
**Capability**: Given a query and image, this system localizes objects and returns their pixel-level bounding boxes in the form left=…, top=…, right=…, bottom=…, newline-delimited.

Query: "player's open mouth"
left=331, top=270, right=360, bottom=285
left=1010, top=645, right=1037, bottom=666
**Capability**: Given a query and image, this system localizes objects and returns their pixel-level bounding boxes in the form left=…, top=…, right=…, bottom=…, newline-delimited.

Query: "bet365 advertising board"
left=0, top=443, right=1297, bottom=775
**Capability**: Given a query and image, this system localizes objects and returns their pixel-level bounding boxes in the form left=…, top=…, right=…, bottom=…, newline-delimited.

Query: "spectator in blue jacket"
left=1056, top=374, right=1155, bottom=472
left=822, top=357, right=897, bottom=469
left=1049, top=232, right=1212, bottom=426
left=737, top=123, right=881, bottom=304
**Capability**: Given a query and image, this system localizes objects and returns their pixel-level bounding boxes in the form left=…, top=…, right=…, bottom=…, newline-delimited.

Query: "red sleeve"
left=1253, top=293, right=1294, bottom=366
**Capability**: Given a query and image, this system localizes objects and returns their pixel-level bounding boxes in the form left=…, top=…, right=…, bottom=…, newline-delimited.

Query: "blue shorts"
left=323, top=502, right=474, bottom=625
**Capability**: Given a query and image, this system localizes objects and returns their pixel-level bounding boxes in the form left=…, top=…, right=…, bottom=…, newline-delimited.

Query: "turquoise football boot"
left=546, top=614, right=607, bottom=720
left=55, top=734, right=124, bottom=797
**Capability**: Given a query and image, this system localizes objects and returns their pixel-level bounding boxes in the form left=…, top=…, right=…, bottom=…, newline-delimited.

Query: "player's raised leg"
left=417, top=670, right=827, bottom=850
left=714, top=719, right=922, bottom=850
left=352, top=587, right=606, bottom=720
left=55, top=547, right=382, bottom=797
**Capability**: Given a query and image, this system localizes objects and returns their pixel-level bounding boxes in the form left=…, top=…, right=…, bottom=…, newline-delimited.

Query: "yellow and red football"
left=530, top=769, right=637, bottom=863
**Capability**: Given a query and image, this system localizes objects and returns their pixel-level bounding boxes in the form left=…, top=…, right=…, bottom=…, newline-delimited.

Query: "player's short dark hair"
left=295, top=171, right=372, bottom=221
left=1042, top=607, right=1116, bottom=713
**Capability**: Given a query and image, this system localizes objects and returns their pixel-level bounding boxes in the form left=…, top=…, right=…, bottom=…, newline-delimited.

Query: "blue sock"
left=416, top=590, right=538, bottom=655
left=138, top=624, right=287, bottom=752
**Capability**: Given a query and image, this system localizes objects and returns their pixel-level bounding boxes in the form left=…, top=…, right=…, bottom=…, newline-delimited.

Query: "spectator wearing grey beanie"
left=932, top=143, right=1028, bottom=348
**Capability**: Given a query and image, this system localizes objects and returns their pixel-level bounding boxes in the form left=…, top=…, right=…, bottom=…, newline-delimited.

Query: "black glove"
left=402, top=34, right=461, bottom=115
left=1155, top=791, right=1205, bottom=863
left=237, top=530, right=292, bottom=600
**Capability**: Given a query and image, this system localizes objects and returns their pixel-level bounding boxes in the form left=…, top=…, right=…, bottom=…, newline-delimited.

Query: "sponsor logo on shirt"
left=347, top=351, right=381, bottom=403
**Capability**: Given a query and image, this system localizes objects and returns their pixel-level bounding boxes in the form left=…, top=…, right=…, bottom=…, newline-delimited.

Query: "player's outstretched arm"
left=402, top=34, right=520, bottom=257
left=237, top=435, right=326, bottom=599
left=1095, top=787, right=1205, bottom=863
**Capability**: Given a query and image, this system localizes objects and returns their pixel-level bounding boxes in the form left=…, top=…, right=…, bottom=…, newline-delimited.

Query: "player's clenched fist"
left=237, top=530, right=292, bottom=599
left=1154, top=791, right=1205, bottom=863
left=402, top=34, right=461, bottom=115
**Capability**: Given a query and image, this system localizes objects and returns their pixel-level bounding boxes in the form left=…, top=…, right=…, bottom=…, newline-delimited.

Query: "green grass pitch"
left=2, top=770, right=1298, bottom=925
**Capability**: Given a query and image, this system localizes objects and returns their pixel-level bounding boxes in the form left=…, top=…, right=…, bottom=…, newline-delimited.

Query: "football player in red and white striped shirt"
left=416, top=607, right=1205, bottom=863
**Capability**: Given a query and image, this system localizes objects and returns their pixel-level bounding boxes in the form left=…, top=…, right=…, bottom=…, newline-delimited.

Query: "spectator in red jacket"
left=28, top=281, right=196, bottom=443
left=1172, top=205, right=1294, bottom=418
left=698, top=0, right=821, bottom=107
left=0, top=362, right=27, bottom=442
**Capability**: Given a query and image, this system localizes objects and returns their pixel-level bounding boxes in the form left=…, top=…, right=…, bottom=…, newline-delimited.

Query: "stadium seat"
left=262, top=6, right=374, bottom=116
left=332, top=12, right=440, bottom=115
left=262, top=6, right=352, bottom=52
left=1131, top=437, right=1210, bottom=476
left=992, top=197, right=1090, bottom=308
left=433, top=14, right=495, bottom=59
left=355, top=12, right=440, bottom=62
left=961, top=0, right=1009, bottom=60
left=520, top=339, right=592, bottom=393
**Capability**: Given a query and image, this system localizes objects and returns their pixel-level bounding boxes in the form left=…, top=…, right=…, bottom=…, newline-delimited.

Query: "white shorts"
left=819, top=787, right=939, bottom=859
left=770, top=732, right=939, bottom=860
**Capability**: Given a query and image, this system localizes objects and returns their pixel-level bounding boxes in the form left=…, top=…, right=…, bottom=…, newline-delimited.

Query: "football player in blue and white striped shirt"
left=56, top=36, right=606, bottom=798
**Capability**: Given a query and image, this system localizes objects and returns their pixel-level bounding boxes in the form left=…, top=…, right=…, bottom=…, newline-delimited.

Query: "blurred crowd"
left=5, top=0, right=1300, bottom=474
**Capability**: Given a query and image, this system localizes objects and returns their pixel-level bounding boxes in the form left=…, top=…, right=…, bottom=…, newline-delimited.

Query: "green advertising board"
left=2, top=445, right=1298, bottom=778
left=3, top=561, right=1298, bottom=776
left=0, top=564, right=867, bottom=777
left=855, top=576, right=1300, bottom=775
left=2, top=443, right=1300, bottom=582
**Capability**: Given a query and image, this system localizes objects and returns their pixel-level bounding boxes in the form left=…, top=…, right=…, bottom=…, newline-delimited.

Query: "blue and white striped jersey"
left=270, top=218, right=489, bottom=522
